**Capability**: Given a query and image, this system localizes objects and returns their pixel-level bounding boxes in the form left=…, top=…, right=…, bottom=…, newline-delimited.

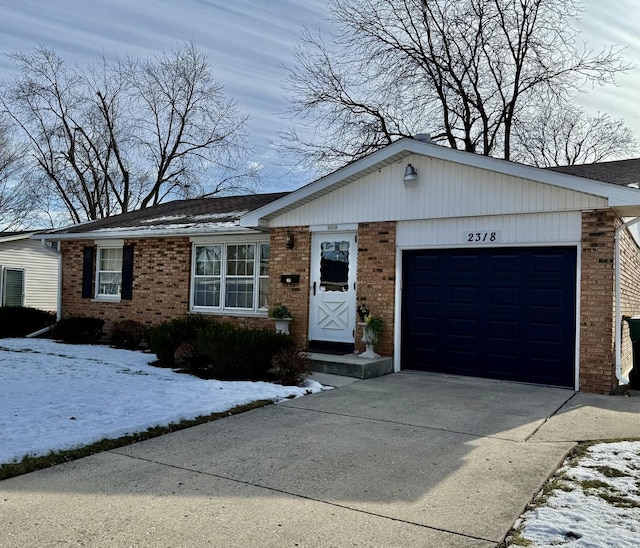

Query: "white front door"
left=309, top=232, right=357, bottom=344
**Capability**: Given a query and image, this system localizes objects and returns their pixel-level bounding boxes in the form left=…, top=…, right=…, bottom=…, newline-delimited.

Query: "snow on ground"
left=0, top=338, right=327, bottom=465
left=507, top=441, right=640, bottom=547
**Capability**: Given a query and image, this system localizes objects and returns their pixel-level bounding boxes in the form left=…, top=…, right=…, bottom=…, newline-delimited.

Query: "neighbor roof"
left=39, top=192, right=289, bottom=240
left=548, top=158, right=640, bottom=188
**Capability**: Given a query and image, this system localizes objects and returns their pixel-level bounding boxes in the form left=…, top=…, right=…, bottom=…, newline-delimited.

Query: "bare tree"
left=0, top=42, right=258, bottom=225
left=0, top=117, right=32, bottom=230
left=513, top=103, right=638, bottom=167
left=282, top=0, right=632, bottom=171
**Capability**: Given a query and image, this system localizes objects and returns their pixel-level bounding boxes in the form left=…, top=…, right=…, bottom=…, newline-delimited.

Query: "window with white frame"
left=192, top=241, right=269, bottom=312
left=96, top=246, right=123, bottom=297
left=2, top=267, right=24, bottom=307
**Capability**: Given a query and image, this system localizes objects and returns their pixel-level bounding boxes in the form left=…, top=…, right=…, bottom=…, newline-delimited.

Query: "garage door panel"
left=449, top=286, right=478, bottom=304
left=529, top=322, right=564, bottom=343
left=402, top=247, right=576, bottom=388
left=488, top=320, right=519, bottom=342
left=411, top=316, right=438, bottom=336
left=414, top=285, right=439, bottom=304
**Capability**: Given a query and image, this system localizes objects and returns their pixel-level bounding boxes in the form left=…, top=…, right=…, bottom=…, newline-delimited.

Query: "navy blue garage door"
left=401, top=247, right=576, bottom=387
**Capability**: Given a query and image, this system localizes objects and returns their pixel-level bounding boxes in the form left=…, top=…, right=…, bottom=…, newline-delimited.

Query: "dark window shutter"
left=121, top=244, right=134, bottom=300
left=81, top=246, right=94, bottom=298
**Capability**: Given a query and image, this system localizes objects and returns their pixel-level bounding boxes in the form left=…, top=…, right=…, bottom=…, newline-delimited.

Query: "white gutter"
left=614, top=217, right=640, bottom=385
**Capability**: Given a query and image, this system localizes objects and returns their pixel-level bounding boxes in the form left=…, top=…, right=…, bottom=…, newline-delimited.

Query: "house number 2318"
left=466, top=231, right=500, bottom=243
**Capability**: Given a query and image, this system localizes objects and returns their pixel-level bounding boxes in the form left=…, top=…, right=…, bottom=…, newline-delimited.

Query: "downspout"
left=614, top=217, right=640, bottom=385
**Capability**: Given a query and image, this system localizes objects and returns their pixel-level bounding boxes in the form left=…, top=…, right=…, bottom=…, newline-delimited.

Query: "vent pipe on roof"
left=414, top=133, right=432, bottom=143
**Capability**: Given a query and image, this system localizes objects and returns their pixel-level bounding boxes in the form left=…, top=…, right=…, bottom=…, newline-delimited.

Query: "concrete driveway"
left=2, top=372, right=640, bottom=547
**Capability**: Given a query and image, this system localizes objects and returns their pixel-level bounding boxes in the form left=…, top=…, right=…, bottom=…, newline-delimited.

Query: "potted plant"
left=269, top=304, right=293, bottom=334
left=357, top=304, right=383, bottom=359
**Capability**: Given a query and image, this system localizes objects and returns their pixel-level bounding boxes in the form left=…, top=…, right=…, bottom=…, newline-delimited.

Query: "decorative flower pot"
left=274, top=318, right=292, bottom=334
left=359, top=323, right=380, bottom=359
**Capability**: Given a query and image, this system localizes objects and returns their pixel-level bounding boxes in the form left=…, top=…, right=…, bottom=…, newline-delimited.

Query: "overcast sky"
left=0, top=0, right=638, bottom=193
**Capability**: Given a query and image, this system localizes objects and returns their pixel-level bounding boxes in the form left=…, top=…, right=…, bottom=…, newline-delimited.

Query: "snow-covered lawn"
left=506, top=441, right=640, bottom=547
left=0, top=338, right=326, bottom=465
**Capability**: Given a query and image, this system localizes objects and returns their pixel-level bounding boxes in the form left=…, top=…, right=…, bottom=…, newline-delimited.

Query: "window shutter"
left=81, top=246, right=94, bottom=298
left=121, top=244, right=134, bottom=300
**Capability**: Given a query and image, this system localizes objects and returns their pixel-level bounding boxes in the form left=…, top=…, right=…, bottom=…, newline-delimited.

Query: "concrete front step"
left=307, top=352, right=393, bottom=379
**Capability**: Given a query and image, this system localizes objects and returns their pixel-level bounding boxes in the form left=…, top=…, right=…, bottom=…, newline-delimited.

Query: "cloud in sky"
left=0, top=0, right=637, bottom=193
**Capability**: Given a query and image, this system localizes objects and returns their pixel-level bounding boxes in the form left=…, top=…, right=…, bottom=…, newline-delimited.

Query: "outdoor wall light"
left=403, top=163, right=418, bottom=187
left=286, top=231, right=295, bottom=249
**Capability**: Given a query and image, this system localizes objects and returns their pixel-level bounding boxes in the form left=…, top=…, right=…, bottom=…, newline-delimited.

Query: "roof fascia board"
left=35, top=226, right=261, bottom=241
left=0, top=232, right=36, bottom=243
left=240, top=138, right=640, bottom=226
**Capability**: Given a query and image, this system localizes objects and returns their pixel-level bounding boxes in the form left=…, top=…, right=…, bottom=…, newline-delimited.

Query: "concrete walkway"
left=2, top=372, right=640, bottom=547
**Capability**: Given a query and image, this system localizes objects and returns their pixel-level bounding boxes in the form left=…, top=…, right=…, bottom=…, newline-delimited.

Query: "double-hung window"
left=192, top=241, right=269, bottom=313
left=96, top=246, right=123, bottom=298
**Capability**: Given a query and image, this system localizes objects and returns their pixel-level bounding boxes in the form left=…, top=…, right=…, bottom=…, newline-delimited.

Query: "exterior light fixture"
left=403, top=163, right=418, bottom=187
left=286, top=231, right=295, bottom=249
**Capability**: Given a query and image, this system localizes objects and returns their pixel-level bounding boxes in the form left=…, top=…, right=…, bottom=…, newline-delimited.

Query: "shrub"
left=51, top=316, right=105, bottom=344
left=194, top=322, right=295, bottom=380
left=110, top=320, right=146, bottom=349
left=0, top=306, right=56, bottom=338
left=270, top=347, right=311, bottom=386
left=146, top=315, right=212, bottom=367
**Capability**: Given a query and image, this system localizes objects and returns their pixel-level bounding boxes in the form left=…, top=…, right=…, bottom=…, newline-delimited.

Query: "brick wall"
left=579, top=211, right=617, bottom=393
left=60, top=237, right=271, bottom=336
left=618, top=219, right=640, bottom=380
left=356, top=221, right=396, bottom=355
left=268, top=227, right=311, bottom=346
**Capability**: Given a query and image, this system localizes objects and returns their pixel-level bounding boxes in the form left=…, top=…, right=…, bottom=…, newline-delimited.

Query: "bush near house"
left=146, top=314, right=214, bottom=367
left=147, top=315, right=295, bottom=381
left=51, top=316, right=105, bottom=343
left=0, top=306, right=56, bottom=338
left=269, top=347, right=311, bottom=386
left=110, top=320, right=147, bottom=349
left=194, top=322, right=295, bottom=381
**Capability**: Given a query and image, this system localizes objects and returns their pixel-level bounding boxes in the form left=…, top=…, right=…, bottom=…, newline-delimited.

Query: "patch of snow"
left=0, top=338, right=327, bottom=464
left=508, top=441, right=640, bottom=547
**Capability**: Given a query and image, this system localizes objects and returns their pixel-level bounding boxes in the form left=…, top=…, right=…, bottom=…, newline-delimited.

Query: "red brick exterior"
left=268, top=227, right=312, bottom=345
left=356, top=222, right=396, bottom=355
left=619, top=218, right=640, bottom=381
left=578, top=211, right=640, bottom=394
left=60, top=237, right=271, bottom=335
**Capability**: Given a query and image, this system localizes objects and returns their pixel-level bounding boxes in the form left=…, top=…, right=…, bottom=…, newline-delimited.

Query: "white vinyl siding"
left=0, top=238, right=58, bottom=312
left=192, top=240, right=269, bottom=314
left=270, top=156, right=607, bottom=228
left=396, top=212, right=582, bottom=248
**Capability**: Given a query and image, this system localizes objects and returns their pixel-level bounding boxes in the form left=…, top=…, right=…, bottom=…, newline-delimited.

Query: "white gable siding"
left=270, top=155, right=607, bottom=227
left=397, top=212, right=582, bottom=248
left=0, top=239, right=59, bottom=311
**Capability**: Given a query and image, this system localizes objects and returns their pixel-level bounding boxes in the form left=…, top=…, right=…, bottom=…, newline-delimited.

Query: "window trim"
left=1, top=266, right=25, bottom=307
left=94, top=244, right=124, bottom=301
left=190, top=238, right=270, bottom=315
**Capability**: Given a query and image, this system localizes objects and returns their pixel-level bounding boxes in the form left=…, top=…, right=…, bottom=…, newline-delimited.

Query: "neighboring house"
left=39, top=139, right=640, bottom=394
left=0, top=232, right=59, bottom=312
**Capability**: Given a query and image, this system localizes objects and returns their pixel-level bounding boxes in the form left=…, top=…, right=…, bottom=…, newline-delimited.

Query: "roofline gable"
left=240, top=138, right=640, bottom=226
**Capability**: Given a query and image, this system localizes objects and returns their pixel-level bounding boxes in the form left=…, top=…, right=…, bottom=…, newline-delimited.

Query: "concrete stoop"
left=307, top=352, right=393, bottom=379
